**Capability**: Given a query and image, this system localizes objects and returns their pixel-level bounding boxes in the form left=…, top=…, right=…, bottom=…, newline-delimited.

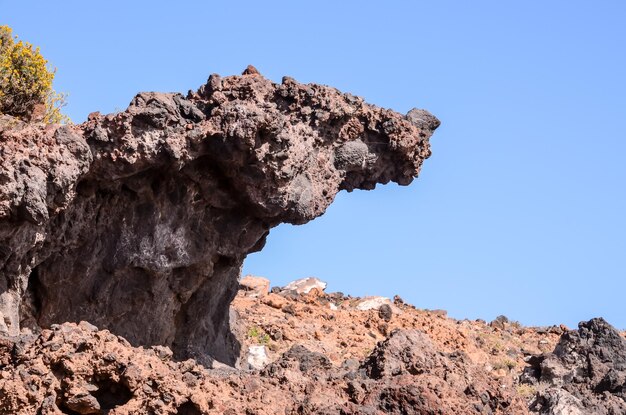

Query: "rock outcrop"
left=0, top=69, right=439, bottom=365
left=522, top=318, right=626, bottom=414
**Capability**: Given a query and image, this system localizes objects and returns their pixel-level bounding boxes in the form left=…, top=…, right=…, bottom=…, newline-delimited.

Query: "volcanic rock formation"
left=0, top=69, right=439, bottom=365
left=522, top=318, right=626, bottom=414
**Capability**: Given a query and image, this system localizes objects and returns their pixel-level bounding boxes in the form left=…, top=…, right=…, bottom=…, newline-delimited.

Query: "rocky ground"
left=234, top=277, right=562, bottom=383
left=2, top=275, right=623, bottom=414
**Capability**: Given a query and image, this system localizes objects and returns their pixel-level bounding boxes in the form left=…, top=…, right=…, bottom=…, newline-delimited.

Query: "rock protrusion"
left=239, top=275, right=270, bottom=298
left=282, top=277, right=327, bottom=295
left=0, top=69, right=438, bottom=365
left=522, top=318, right=626, bottom=414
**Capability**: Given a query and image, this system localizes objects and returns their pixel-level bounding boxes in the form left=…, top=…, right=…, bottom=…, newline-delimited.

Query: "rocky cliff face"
left=0, top=69, right=439, bottom=365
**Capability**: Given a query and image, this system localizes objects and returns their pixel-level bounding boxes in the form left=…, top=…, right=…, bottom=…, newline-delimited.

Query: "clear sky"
left=3, top=1, right=625, bottom=329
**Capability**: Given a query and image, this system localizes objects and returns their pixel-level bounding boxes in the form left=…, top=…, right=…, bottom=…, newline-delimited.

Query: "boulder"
left=522, top=318, right=626, bottom=414
left=240, top=275, right=270, bottom=298
left=282, top=277, right=327, bottom=294
left=261, top=293, right=288, bottom=310
left=247, top=345, right=270, bottom=370
left=355, top=296, right=399, bottom=313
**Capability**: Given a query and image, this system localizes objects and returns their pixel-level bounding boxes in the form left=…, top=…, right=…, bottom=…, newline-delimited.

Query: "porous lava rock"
left=0, top=322, right=528, bottom=414
left=356, top=330, right=529, bottom=414
left=0, top=69, right=439, bottom=365
left=522, top=318, right=626, bottom=414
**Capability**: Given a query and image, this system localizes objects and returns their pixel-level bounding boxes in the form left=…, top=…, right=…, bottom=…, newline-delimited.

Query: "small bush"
left=493, top=358, right=517, bottom=371
left=516, top=383, right=537, bottom=398
left=0, top=25, right=68, bottom=123
left=247, top=326, right=270, bottom=345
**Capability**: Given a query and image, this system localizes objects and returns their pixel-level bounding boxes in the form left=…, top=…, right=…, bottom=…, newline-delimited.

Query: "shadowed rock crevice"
left=92, top=378, right=133, bottom=412
left=176, top=401, right=203, bottom=415
left=0, top=69, right=439, bottom=364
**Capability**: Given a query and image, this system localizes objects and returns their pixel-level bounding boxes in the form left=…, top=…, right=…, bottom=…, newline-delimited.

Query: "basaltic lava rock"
left=0, top=68, right=439, bottom=365
left=522, top=318, right=626, bottom=414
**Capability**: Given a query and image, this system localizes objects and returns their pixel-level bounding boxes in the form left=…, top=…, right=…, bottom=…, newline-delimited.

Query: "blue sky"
left=3, top=1, right=625, bottom=328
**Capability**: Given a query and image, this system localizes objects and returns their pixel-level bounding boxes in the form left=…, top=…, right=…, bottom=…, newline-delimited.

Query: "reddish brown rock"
left=0, top=321, right=528, bottom=414
left=239, top=275, right=270, bottom=298
left=261, top=293, right=288, bottom=310
left=0, top=70, right=439, bottom=365
left=241, top=64, right=260, bottom=75
left=0, top=278, right=574, bottom=414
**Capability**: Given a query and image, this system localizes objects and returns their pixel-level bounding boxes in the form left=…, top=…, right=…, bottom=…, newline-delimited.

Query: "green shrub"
left=0, top=25, right=68, bottom=123
left=516, top=384, right=537, bottom=398
left=247, top=326, right=271, bottom=345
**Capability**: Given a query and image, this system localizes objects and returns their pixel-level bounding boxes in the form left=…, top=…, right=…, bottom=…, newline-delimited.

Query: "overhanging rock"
left=0, top=68, right=439, bottom=365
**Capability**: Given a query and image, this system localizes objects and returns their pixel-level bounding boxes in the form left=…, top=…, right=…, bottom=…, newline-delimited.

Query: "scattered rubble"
left=1, top=278, right=621, bottom=414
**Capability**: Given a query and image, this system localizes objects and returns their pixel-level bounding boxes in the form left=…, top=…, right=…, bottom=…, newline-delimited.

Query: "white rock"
left=549, top=390, right=585, bottom=415
left=329, top=303, right=338, bottom=311
left=282, top=277, right=327, bottom=294
left=354, top=296, right=403, bottom=315
left=355, top=296, right=392, bottom=311
left=246, top=345, right=269, bottom=370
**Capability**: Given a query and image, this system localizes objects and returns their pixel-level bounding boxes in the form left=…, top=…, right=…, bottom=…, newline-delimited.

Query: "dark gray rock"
left=356, top=329, right=527, bottom=414
left=271, top=344, right=333, bottom=374
left=523, top=318, right=626, bottom=414
left=378, top=304, right=393, bottom=322
left=0, top=70, right=438, bottom=365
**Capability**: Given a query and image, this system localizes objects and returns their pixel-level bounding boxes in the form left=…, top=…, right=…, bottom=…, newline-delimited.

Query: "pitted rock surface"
left=0, top=322, right=528, bottom=414
left=0, top=70, right=439, bottom=364
left=522, top=318, right=626, bottom=414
